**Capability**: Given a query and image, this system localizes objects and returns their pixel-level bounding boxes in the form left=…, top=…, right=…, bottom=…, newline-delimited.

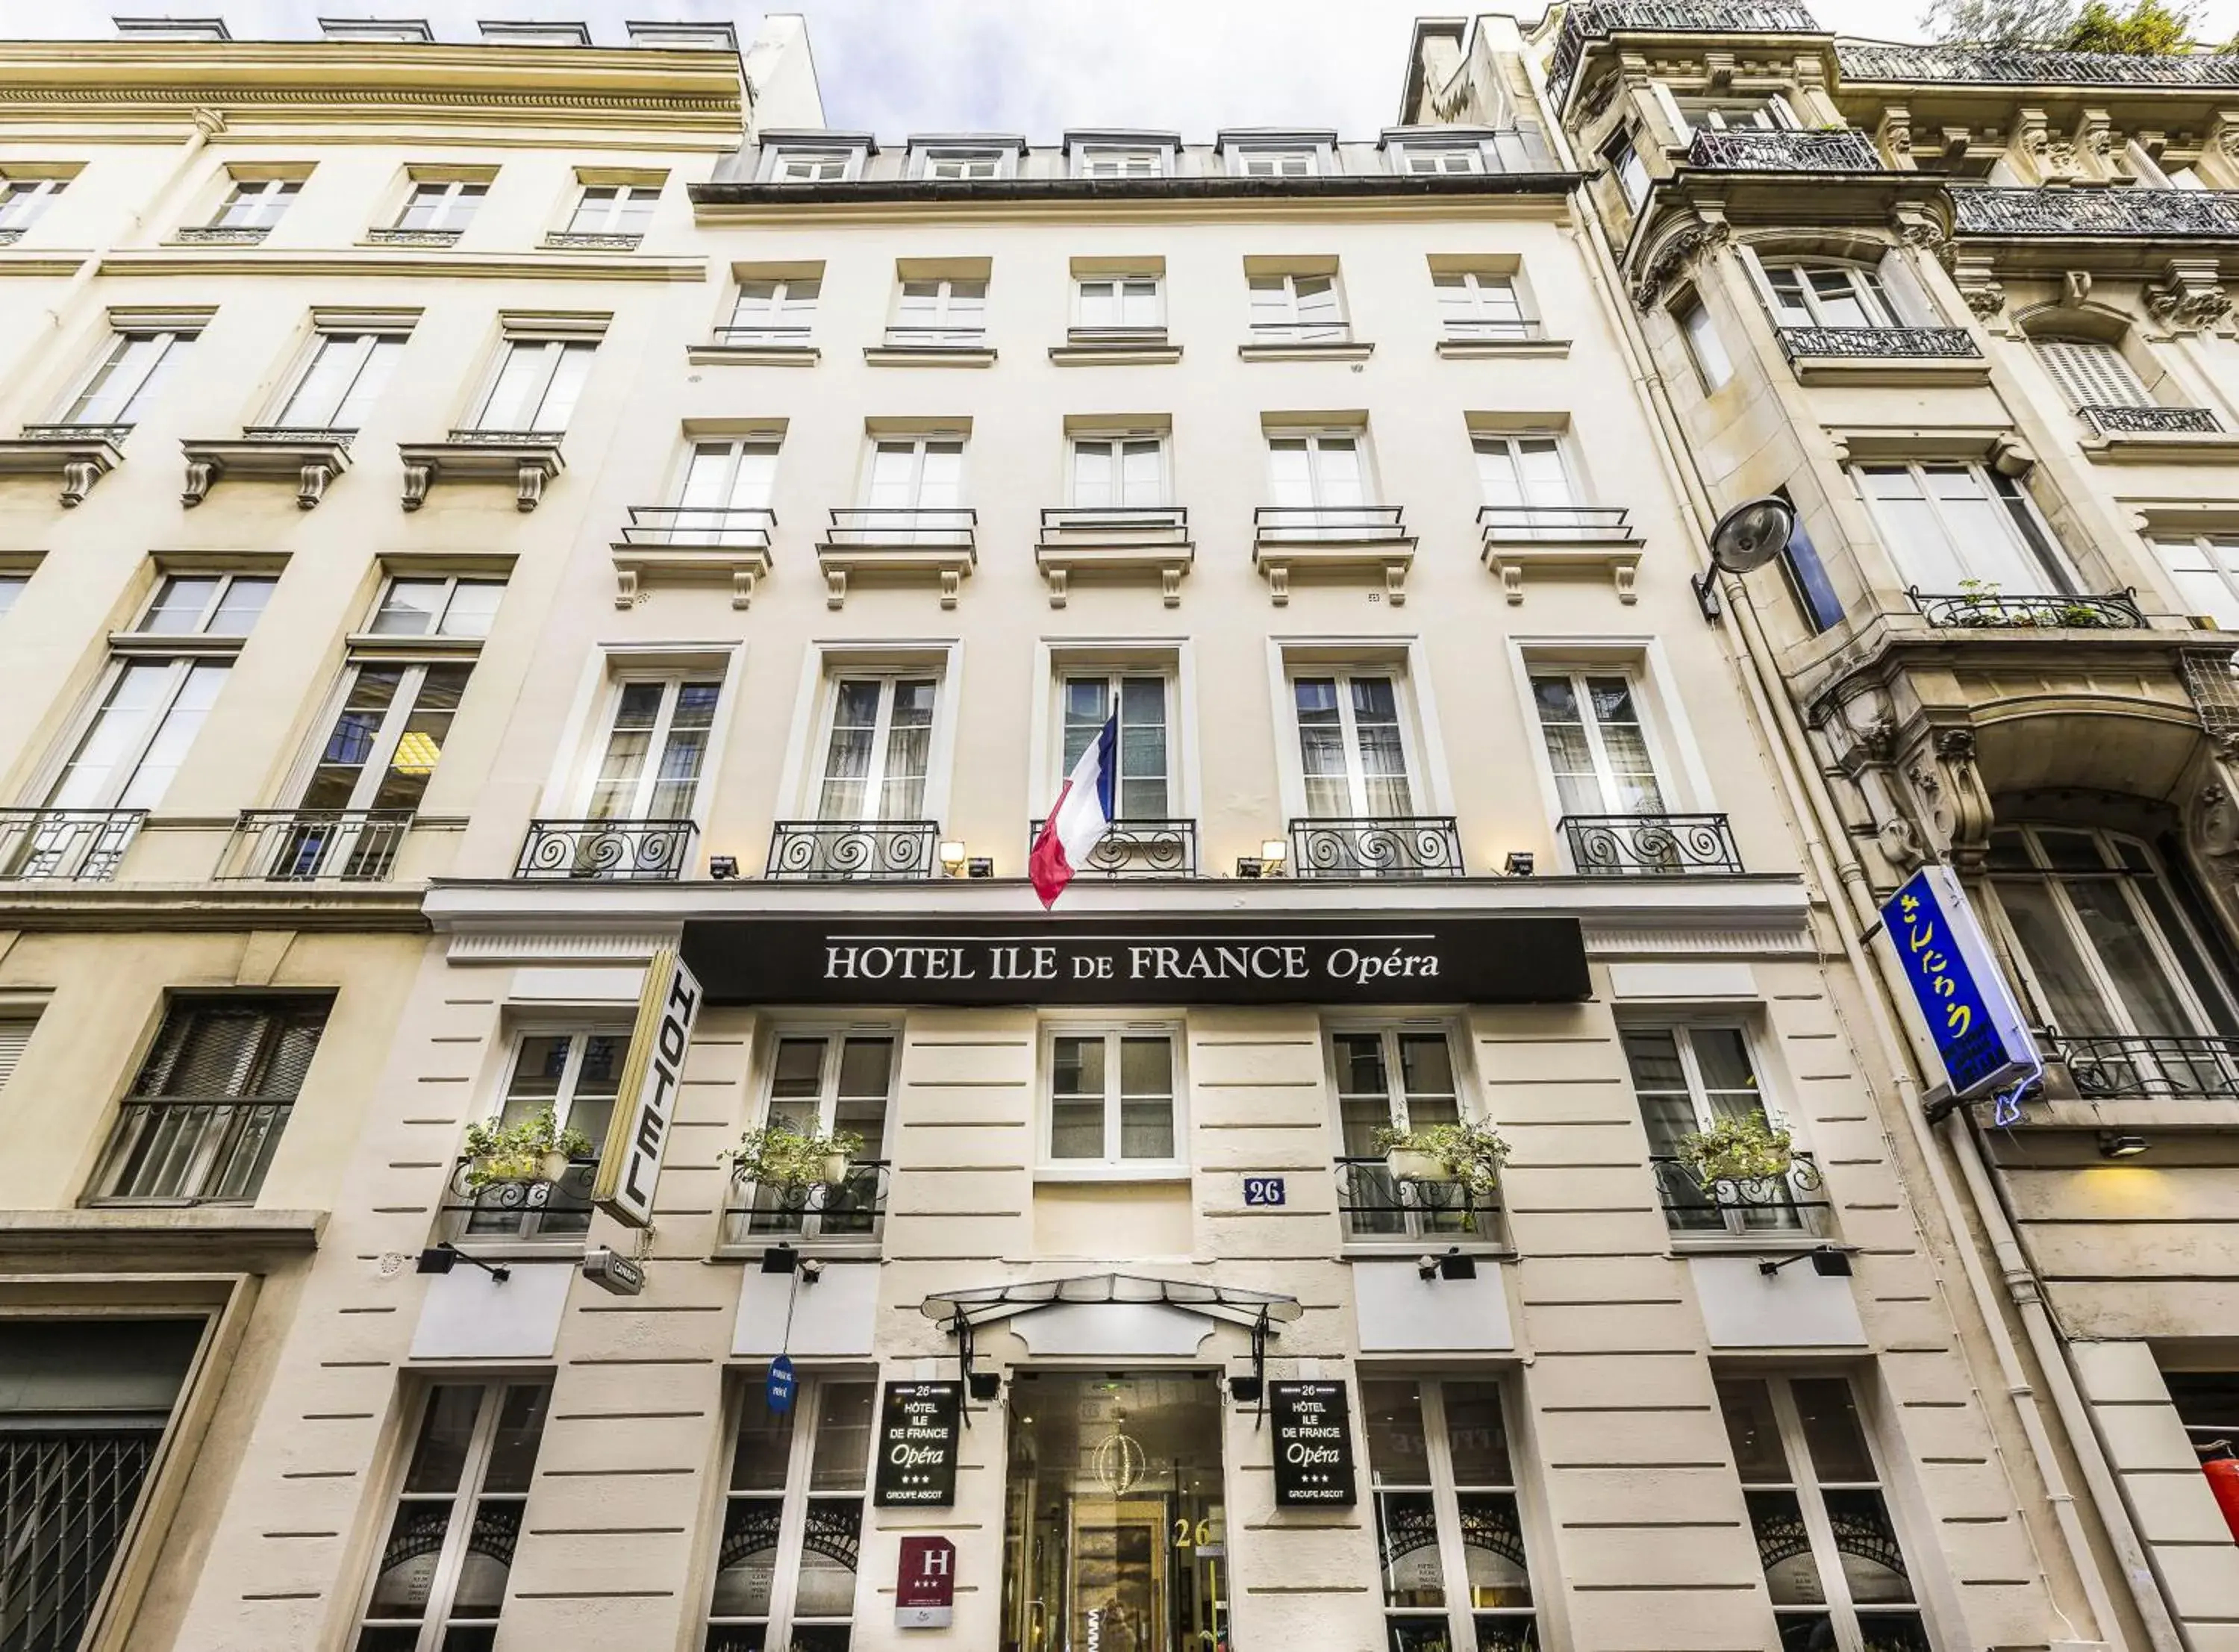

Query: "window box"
left=179, top=430, right=353, bottom=509
left=724, top=1033, right=895, bottom=1248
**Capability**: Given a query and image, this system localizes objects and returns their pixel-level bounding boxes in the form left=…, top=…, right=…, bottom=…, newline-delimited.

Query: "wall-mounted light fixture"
left=1503, top=850, right=1535, bottom=877
left=938, top=839, right=968, bottom=876
left=1692, top=495, right=1796, bottom=627
left=1417, top=1247, right=1478, bottom=1282
left=416, top=1242, right=510, bottom=1283
left=967, top=857, right=994, bottom=879
left=2098, top=1132, right=2150, bottom=1160
left=1758, top=1244, right=1853, bottom=1279
left=709, top=854, right=739, bottom=880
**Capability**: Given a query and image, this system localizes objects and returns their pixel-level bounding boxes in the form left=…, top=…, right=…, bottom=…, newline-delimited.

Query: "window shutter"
left=0, top=1016, right=34, bottom=1090
left=2033, top=337, right=2149, bottom=408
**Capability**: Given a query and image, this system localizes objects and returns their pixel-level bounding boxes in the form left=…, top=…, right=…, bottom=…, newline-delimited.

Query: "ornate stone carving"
left=1963, top=281, right=2008, bottom=318
left=1631, top=219, right=1730, bottom=311
left=2147, top=258, right=2232, bottom=332
left=1878, top=813, right=1926, bottom=873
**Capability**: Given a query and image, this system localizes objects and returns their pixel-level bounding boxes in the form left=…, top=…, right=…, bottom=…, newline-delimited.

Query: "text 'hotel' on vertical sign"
left=592, top=946, right=704, bottom=1230
left=873, top=1382, right=962, bottom=1507
left=1879, top=865, right=2039, bottom=1101
left=1270, top=1380, right=1358, bottom=1506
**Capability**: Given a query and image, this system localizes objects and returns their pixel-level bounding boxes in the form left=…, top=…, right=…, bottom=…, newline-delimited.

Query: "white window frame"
left=291, top=657, right=473, bottom=814
left=1067, top=430, right=1170, bottom=510
left=0, top=574, right=26, bottom=621
left=860, top=432, right=967, bottom=521
left=461, top=1023, right=628, bottom=1242
left=1525, top=665, right=1672, bottom=819
left=0, top=175, right=69, bottom=234
left=2150, top=531, right=2239, bottom=627
left=726, top=275, right=819, bottom=342
left=269, top=329, right=407, bottom=431
left=320, top=17, right=433, bottom=41
left=735, top=1027, right=901, bottom=1244
left=210, top=176, right=301, bottom=230
left=918, top=147, right=1008, bottom=181
left=1852, top=460, right=2077, bottom=596
left=1247, top=270, right=1349, bottom=341
left=57, top=325, right=199, bottom=428
left=1509, top=643, right=1712, bottom=836
left=579, top=672, right=725, bottom=823
left=1394, top=142, right=1487, bottom=175
left=1677, top=292, right=1734, bottom=391
left=2032, top=334, right=2152, bottom=410
left=1072, top=272, right=1164, bottom=333
left=810, top=674, right=942, bottom=825
left=773, top=644, right=959, bottom=834
left=1433, top=269, right=1530, bottom=338
left=1673, top=92, right=1802, bottom=131
left=1038, top=1021, right=1187, bottom=1177
left=1758, top=260, right=1900, bottom=329
left=1284, top=665, right=1424, bottom=819
left=366, top=573, right=504, bottom=639
left=1231, top=146, right=1319, bottom=177
left=764, top=147, right=860, bottom=184
left=889, top=276, right=987, bottom=345
left=1602, top=129, right=1649, bottom=209
left=39, top=655, right=233, bottom=811
left=467, top=335, right=596, bottom=434
left=564, top=180, right=660, bottom=236
left=1074, top=145, right=1168, bottom=178
left=1326, top=1023, right=1484, bottom=1242
left=0, top=1005, right=40, bottom=1090
left=1473, top=432, right=1579, bottom=515
left=392, top=178, right=485, bottom=233
left=133, top=571, right=275, bottom=637
left=1264, top=428, right=1375, bottom=513
left=1052, top=667, right=1178, bottom=822
left=1326, top=1022, right=1470, bottom=1136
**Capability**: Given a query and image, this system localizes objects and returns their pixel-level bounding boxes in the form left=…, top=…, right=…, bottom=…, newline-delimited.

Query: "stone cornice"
left=0, top=884, right=429, bottom=933
left=77, top=249, right=707, bottom=283
left=690, top=177, right=1587, bottom=227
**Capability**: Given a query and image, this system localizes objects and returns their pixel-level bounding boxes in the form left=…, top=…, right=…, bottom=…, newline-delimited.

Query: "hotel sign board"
left=592, top=947, right=703, bottom=1229
left=1270, top=1380, right=1358, bottom=1506
left=681, top=914, right=1589, bottom=1007
left=874, top=1382, right=962, bottom=1507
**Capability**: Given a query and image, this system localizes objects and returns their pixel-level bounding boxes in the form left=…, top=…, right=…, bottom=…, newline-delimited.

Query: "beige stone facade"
left=0, top=10, right=2125, bottom=1652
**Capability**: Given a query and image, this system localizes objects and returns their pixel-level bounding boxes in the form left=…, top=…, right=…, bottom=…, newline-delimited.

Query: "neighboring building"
left=1407, top=4, right=2239, bottom=1647
left=0, top=10, right=2124, bottom=1652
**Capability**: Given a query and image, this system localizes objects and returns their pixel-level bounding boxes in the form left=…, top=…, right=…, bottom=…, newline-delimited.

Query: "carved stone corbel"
left=2076, top=108, right=2123, bottom=180
left=1631, top=216, right=1731, bottom=311
left=2147, top=257, right=2231, bottom=334
left=1951, top=253, right=2006, bottom=322
left=400, top=461, right=432, bottom=511
left=513, top=461, right=546, bottom=512
left=1905, top=726, right=1995, bottom=870
left=1876, top=104, right=1916, bottom=171
left=296, top=461, right=335, bottom=510
left=180, top=460, right=215, bottom=507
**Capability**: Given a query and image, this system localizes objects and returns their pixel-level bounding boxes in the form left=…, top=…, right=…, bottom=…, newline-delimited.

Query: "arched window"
left=1758, top=260, right=1898, bottom=329
left=2031, top=335, right=2150, bottom=412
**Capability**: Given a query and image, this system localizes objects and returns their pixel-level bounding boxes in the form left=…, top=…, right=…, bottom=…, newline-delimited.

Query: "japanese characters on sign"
left=1879, top=865, right=2039, bottom=1101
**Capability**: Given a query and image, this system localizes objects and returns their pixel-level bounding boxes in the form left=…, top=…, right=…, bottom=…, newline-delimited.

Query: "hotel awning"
left=918, top=1272, right=1304, bottom=1333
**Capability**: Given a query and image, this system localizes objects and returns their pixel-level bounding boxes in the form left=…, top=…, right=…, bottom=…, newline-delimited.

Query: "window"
left=864, top=435, right=964, bottom=526
left=369, top=575, right=503, bottom=639
left=669, top=439, right=779, bottom=542
left=1069, top=434, right=1167, bottom=510
left=1761, top=261, right=1898, bottom=330
left=1332, top=1027, right=1478, bottom=1239
left=2152, top=533, right=2239, bottom=627
left=1528, top=671, right=1664, bottom=817
left=208, top=176, right=301, bottom=231
left=735, top=1034, right=894, bottom=1240
left=0, top=575, right=25, bottom=619
left=1778, top=495, right=1846, bottom=634
left=1060, top=674, right=1170, bottom=817
left=1293, top=672, right=1414, bottom=817
left=1236, top=148, right=1316, bottom=176
left=890, top=277, right=987, bottom=344
left=1399, top=144, right=1485, bottom=175
left=1475, top=435, right=1576, bottom=527
left=478, top=20, right=590, bottom=44
left=1075, top=275, right=1162, bottom=331
left=1677, top=93, right=1799, bottom=130
left=1267, top=431, right=1369, bottom=519
left=817, top=678, right=937, bottom=822
left=769, top=148, right=853, bottom=183
left=463, top=1030, right=624, bottom=1239
left=1622, top=1024, right=1813, bottom=1233
left=1078, top=146, right=1164, bottom=177
left=726, top=275, right=819, bottom=342
left=134, top=572, right=275, bottom=636
left=1434, top=270, right=1528, bottom=340
left=584, top=678, right=722, bottom=823
left=1602, top=129, right=1649, bottom=210
left=392, top=178, right=484, bottom=234
left=301, top=663, right=472, bottom=815
left=89, top=995, right=329, bottom=1203
left=629, top=20, right=735, bottom=49
left=1720, top=1375, right=1929, bottom=1652
left=0, top=174, right=69, bottom=237
left=563, top=181, right=658, bottom=238
left=922, top=148, right=1004, bottom=179
left=469, top=337, right=594, bottom=433
left=1677, top=294, right=1734, bottom=390
left=2033, top=335, right=2151, bottom=411
left=59, top=325, right=199, bottom=428
left=1855, top=463, right=2073, bottom=596
left=0, top=1008, right=40, bottom=1089
left=320, top=16, right=433, bottom=41
left=113, top=15, right=229, bottom=38
left=272, top=331, right=406, bottom=431
left=706, top=1377, right=874, bottom=1648
left=357, top=1383, right=552, bottom=1652
left=1364, top=1376, right=1540, bottom=1651
left=1249, top=271, right=1348, bottom=342
left=1046, top=1028, right=1179, bottom=1167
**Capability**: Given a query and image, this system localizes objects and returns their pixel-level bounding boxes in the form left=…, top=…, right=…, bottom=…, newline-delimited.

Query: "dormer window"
left=1235, top=149, right=1317, bottom=178
left=766, top=147, right=859, bottom=184
left=1078, top=148, right=1164, bottom=178
left=1397, top=143, right=1484, bottom=175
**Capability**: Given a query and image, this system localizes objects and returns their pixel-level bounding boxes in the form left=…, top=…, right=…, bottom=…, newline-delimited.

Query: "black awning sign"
left=1270, top=1380, right=1358, bottom=1506
left=873, top=1382, right=961, bottom=1507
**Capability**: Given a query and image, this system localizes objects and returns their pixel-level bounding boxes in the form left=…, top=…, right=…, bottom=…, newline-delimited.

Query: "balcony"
left=1953, top=187, right=2239, bottom=239
left=1288, top=817, right=1464, bottom=880
left=1837, top=40, right=2239, bottom=87
left=2056, top=1034, right=2239, bottom=1101
left=1022, top=817, right=1197, bottom=877
left=1334, top=1156, right=1499, bottom=1244
left=699, top=324, right=818, bottom=366
left=87, top=1097, right=291, bottom=1205
left=180, top=427, right=354, bottom=509
left=766, top=821, right=940, bottom=881
left=513, top=818, right=698, bottom=882
left=0, top=809, right=143, bottom=881
left=172, top=223, right=272, bottom=245
left=1035, top=506, right=1194, bottom=605
left=867, top=325, right=993, bottom=366
left=2084, top=404, right=2222, bottom=436
left=365, top=225, right=463, bottom=247
left=1252, top=505, right=1417, bottom=605
left=1908, top=586, right=2146, bottom=630
left=1561, top=813, right=1744, bottom=875
left=542, top=230, right=642, bottom=251
left=816, top=507, right=977, bottom=608
left=216, top=810, right=412, bottom=882
left=1684, top=128, right=1883, bottom=172
left=1477, top=505, right=1643, bottom=604
left=1051, top=325, right=1181, bottom=366
left=0, top=424, right=128, bottom=507
left=1548, top=0, right=1824, bottom=107
left=611, top=504, right=777, bottom=609
left=1240, top=321, right=1368, bottom=363
left=1775, top=325, right=1989, bottom=387
left=440, top=1156, right=596, bottom=1244
left=723, top=1160, right=890, bottom=1248
left=1651, top=1151, right=1829, bottom=1236
left=398, top=428, right=565, bottom=512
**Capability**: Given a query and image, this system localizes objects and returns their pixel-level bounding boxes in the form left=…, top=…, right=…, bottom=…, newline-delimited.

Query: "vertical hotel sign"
left=1880, top=866, right=2038, bottom=1099
left=593, top=946, right=702, bottom=1228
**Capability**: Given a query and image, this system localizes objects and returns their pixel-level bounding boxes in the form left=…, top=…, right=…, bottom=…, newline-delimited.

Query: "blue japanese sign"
left=1880, top=865, right=2040, bottom=1101
left=766, top=1354, right=797, bottom=1414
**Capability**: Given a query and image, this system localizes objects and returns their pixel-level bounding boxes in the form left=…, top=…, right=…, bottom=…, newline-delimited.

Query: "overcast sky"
left=16, top=0, right=2239, bottom=141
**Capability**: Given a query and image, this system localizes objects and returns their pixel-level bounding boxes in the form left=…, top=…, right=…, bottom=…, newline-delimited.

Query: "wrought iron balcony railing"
left=217, top=809, right=412, bottom=882
left=446, top=427, right=566, bottom=447
left=1022, top=818, right=1196, bottom=877
left=0, top=808, right=144, bottom=881
left=18, top=423, right=132, bottom=445
left=1549, top=0, right=1823, bottom=107
left=173, top=224, right=273, bottom=245
left=2057, top=1033, right=2239, bottom=1101
left=1289, top=817, right=1464, bottom=880
left=1561, top=813, right=1744, bottom=875
left=1064, top=325, right=1172, bottom=347
left=1908, top=586, right=2145, bottom=630
left=542, top=231, right=642, bottom=251
left=366, top=225, right=463, bottom=245
left=513, top=818, right=699, bottom=881
left=1254, top=504, right=1411, bottom=544
left=1837, top=40, right=2239, bottom=87
left=1778, top=326, right=1982, bottom=360
left=617, top=505, right=776, bottom=548
left=87, top=1096, right=293, bottom=1204
left=1334, top=1156, right=1499, bottom=1242
left=711, top=324, right=813, bottom=347
left=1477, top=503, right=1637, bottom=542
left=2082, top=404, right=2223, bottom=436
left=819, top=506, right=976, bottom=548
left=1954, top=187, right=2239, bottom=238
left=237, top=425, right=357, bottom=445
left=1651, top=1151, right=1829, bottom=1235
left=441, top=1156, right=597, bottom=1242
left=766, top=821, right=940, bottom=880
left=1038, top=505, right=1190, bottom=545
left=1246, top=320, right=1355, bottom=345
left=724, top=1160, right=890, bottom=1247
left=881, top=324, right=988, bottom=349
left=1684, top=128, right=1882, bottom=172
left=1443, top=318, right=1547, bottom=342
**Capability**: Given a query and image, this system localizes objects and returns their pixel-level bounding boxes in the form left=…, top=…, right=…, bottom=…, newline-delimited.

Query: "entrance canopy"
left=918, top=1272, right=1304, bottom=1333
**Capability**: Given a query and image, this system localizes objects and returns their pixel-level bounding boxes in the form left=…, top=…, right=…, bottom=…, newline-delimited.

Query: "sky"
left=13, top=0, right=2239, bottom=142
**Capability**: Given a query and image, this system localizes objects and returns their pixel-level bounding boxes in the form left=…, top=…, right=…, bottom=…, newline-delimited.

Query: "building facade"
left=0, top=9, right=2133, bottom=1652
left=1408, top=4, right=2239, bottom=1648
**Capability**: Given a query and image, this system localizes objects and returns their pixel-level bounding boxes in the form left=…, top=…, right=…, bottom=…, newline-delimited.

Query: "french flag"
left=1029, top=713, right=1117, bottom=910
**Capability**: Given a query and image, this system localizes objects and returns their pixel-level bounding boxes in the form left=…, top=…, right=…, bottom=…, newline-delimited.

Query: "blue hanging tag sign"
left=766, top=1354, right=797, bottom=1414
left=1879, top=865, right=2040, bottom=1103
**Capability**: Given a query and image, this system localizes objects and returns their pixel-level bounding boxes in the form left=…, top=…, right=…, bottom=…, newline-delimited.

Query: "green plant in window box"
left=722, top=1124, right=864, bottom=1192
left=1373, top=1119, right=1510, bottom=1194
left=1674, top=1112, right=1794, bottom=1189
left=461, top=1108, right=595, bottom=1190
